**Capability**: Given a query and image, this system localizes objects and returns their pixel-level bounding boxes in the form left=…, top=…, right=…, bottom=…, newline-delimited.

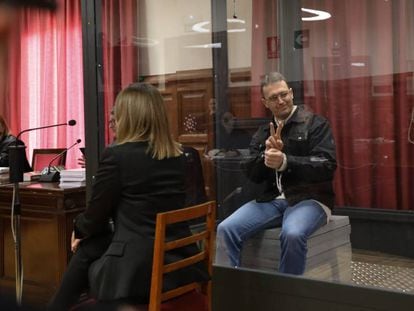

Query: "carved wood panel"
left=147, top=69, right=256, bottom=202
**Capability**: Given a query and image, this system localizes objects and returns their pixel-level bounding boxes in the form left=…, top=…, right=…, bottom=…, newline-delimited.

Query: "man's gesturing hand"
left=266, top=122, right=284, bottom=151
left=265, top=148, right=284, bottom=169
left=264, top=122, right=285, bottom=169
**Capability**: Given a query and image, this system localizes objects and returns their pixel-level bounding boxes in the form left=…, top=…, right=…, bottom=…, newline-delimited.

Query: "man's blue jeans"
left=216, top=199, right=327, bottom=275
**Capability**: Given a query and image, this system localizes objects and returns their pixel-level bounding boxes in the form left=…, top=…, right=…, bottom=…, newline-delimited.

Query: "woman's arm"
left=74, top=147, right=121, bottom=239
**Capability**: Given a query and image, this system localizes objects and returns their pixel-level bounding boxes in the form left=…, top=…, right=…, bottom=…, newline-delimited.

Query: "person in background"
left=216, top=72, right=337, bottom=275
left=48, top=83, right=208, bottom=310
left=0, top=115, right=31, bottom=171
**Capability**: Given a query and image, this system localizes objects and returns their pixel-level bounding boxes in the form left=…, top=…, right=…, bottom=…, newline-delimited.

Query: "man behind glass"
left=216, top=72, right=337, bottom=274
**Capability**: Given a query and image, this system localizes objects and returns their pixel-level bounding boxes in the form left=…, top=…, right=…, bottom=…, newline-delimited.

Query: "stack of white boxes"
left=59, top=168, right=86, bottom=187
left=241, top=215, right=352, bottom=282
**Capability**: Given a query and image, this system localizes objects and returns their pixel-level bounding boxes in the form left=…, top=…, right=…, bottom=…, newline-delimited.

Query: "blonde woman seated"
left=48, top=83, right=208, bottom=310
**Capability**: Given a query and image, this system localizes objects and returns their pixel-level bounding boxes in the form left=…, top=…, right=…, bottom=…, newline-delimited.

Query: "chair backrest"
left=31, top=148, right=66, bottom=172
left=183, top=146, right=207, bottom=207
left=149, top=201, right=216, bottom=311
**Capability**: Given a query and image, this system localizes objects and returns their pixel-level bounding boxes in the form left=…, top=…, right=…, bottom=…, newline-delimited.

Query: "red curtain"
left=102, top=0, right=138, bottom=145
left=5, top=0, right=84, bottom=168
left=302, top=0, right=414, bottom=210
left=0, top=45, right=7, bottom=118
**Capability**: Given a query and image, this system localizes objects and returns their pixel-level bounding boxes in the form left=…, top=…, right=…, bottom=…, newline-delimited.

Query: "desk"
left=0, top=182, right=85, bottom=306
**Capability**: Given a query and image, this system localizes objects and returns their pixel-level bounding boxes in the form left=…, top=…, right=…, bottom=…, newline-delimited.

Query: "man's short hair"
left=260, top=72, right=288, bottom=98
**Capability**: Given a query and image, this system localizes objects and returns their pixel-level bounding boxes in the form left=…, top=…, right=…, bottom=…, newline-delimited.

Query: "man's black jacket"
left=244, top=105, right=337, bottom=208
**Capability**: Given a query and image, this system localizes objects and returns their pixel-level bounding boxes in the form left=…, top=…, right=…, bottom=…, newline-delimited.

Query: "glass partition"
left=96, top=0, right=414, bottom=296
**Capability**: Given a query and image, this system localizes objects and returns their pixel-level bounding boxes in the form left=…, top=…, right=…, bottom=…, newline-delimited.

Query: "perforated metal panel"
left=351, top=261, right=414, bottom=293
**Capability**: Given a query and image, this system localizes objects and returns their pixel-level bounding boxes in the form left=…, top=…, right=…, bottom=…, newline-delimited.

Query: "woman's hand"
left=71, top=231, right=82, bottom=253
left=77, top=155, right=86, bottom=168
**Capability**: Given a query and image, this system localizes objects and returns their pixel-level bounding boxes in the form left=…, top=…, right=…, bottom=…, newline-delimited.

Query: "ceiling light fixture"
left=301, top=8, right=331, bottom=21
left=351, top=62, right=366, bottom=67
left=184, top=43, right=222, bottom=49
left=131, top=36, right=159, bottom=47
left=192, top=18, right=246, bottom=33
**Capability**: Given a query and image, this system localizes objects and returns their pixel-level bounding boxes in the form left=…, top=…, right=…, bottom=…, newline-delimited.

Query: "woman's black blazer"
left=74, top=141, right=208, bottom=302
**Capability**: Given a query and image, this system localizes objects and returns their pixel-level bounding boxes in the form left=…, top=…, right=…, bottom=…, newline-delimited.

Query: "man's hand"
left=266, top=122, right=283, bottom=151
left=264, top=148, right=285, bottom=169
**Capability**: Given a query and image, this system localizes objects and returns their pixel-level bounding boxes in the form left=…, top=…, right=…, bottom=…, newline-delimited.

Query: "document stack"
left=59, top=168, right=86, bottom=187
left=0, top=167, right=9, bottom=184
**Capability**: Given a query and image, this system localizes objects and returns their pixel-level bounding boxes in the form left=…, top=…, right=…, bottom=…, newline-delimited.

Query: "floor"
left=211, top=220, right=414, bottom=295
left=303, top=248, right=414, bottom=294
left=349, top=249, right=414, bottom=294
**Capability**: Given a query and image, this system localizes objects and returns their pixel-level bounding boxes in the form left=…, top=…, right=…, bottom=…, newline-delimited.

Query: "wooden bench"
left=240, top=216, right=352, bottom=281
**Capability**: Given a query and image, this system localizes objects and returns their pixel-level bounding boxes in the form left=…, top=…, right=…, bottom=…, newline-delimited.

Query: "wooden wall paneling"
left=161, top=87, right=178, bottom=139
left=177, top=89, right=209, bottom=137
left=0, top=217, right=3, bottom=279
left=176, top=69, right=214, bottom=200
left=144, top=74, right=179, bottom=140
left=228, top=86, right=251, bottom=118
left=0, top=184, right=86, bottom=306
left=228, top=69, right=251, bottom=119
left=145, top=69, right=216, bottom=201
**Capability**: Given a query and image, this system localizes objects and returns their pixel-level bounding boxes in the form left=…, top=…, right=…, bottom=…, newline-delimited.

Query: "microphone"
left=39, top=139, right=82, bottom=183
left=9, top=120, right=77, bottom=183
left=16, top=120, right=76, bottom=141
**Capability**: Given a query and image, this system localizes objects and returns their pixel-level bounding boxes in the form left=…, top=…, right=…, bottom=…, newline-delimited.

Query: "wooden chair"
left=147, top=200, right=216, bottom=311
left=71, top=201, right=216, bottom=311
left=31, top=148, right=66, bottom=171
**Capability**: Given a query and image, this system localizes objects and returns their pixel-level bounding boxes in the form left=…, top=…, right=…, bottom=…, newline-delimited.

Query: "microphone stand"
left=8, top=144, right=27, bottom=306
left=12, top=183, right=22, bottom=305
left=39, top=139, right=81, bottom=182
left=7, top=120, right=76, bottom=305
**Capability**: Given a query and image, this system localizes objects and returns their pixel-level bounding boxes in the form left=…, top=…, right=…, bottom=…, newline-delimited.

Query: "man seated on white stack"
left=216, top=72, right=337, bottom=275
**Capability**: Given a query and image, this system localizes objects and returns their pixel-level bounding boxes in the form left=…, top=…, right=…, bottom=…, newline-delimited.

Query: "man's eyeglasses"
left=264, top=90, right=291, bottom=103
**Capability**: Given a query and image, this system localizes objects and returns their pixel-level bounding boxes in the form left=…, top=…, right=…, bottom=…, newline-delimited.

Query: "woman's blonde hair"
left=114, top=83, right=182, bottom=160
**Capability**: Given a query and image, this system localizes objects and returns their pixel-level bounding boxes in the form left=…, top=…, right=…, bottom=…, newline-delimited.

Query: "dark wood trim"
left=334, top=207, right=414, bottom=223
left=177, top=134, right=208, bottom=144
left=211, top=0, right=229, bottom=150
left=81, top=0, right=105, bottom=201
left=144, top=69, right=213, bottom=86
left=212, top=266, right=414, bottom=311
left=0, top=184, right=86, bottom=306
left=230, top=69, right=251, bottom=83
